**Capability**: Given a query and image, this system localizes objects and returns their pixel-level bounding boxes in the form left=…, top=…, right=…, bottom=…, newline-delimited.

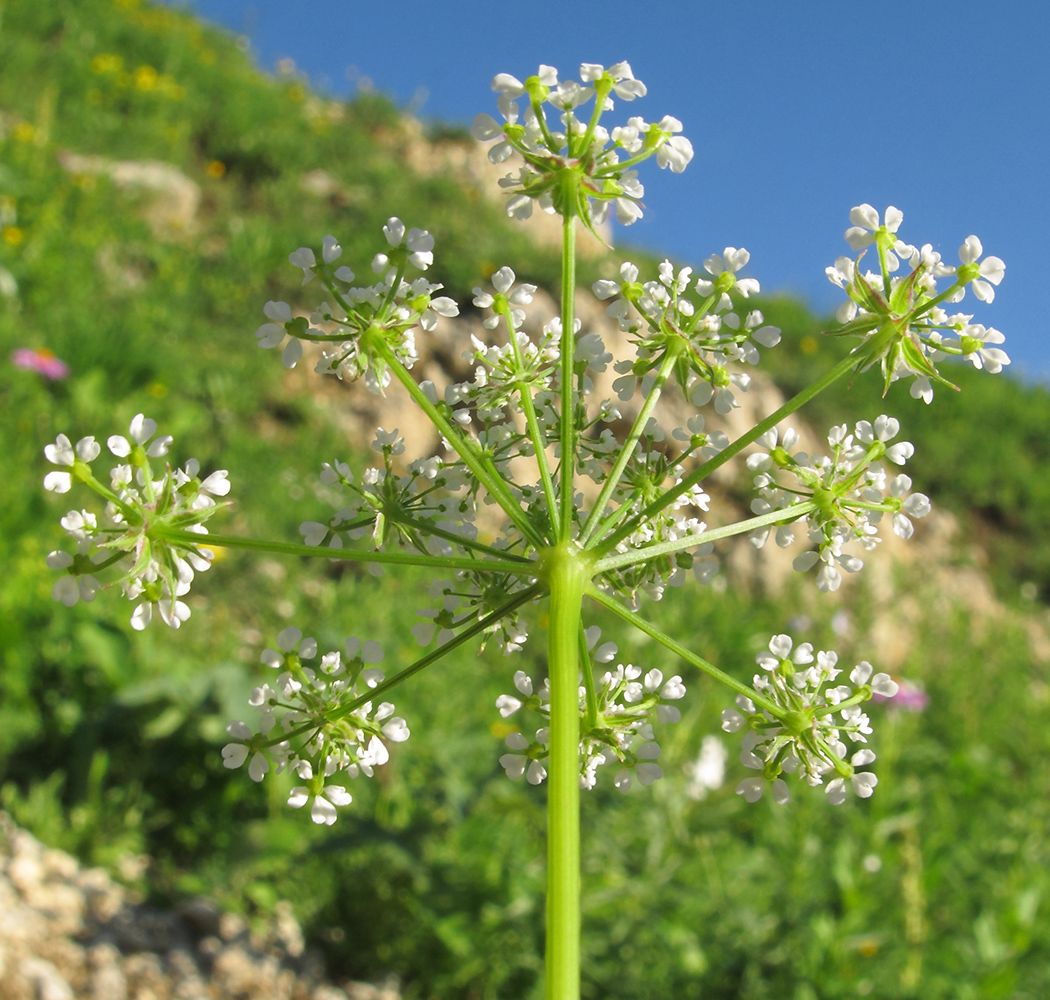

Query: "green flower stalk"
left=40, top=60, right=1011, bottom=1000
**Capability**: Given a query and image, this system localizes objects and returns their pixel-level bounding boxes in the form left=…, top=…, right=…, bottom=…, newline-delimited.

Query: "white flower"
left=221, top=723, right=269, bottom=782
left=288, top=784, right=353, bottom=825
left=261, top=625, right=317, bottom=667
left=43, top=470, right=72, bottom=493
left=496, top=694, right=522, bottom=718
left=656, top=133, right=693, bottom=173
left=727, top=637, right=886, bottom=803
left=471, top=113, right=503, bottom=141
left=131, top=593, right=191, bottom=631
left=406, top=228, right=435, bottom=270
left=491, top=72, right=526, bottom=97
left=321, top=235, right=341, bottom=263
left=527, top=760, right=547, bottom=785
left=685, top=736, right=727, bottom=801
left=265, top=299, right=292, bottom=323
left=300, top=521, right=328, bottom=547
left=958, top=236, right=1005, bottom=303
left=107, top=413, right=171, bottom=459
left=843, top=204, right=903, bottom=250
left=372, top=427, right=405, bottom=455
left=826, top=771, right=879, bottom=804
left=282, top=337, right=303, bottom=369
left=959, top=323, right=1010, bottom=373
left=44, top=433, right=75, bottom=467
left=175, top=458, right=231, bottom=503
left=579, top=61, right=647, bottom=101
left=226, top=632, right=409, bottom=823
left=50, top=567, right=100, bottom=607
left=345, top=635, right=383, bottom=662
left=736, top=776, right=789, bottom=804
left=221, top=744, right=248, bottom=770
left=256, top=301, right=290, bottom=349
left=381, top=717, right=411, bottom=742
left=825, top=255, right=855, bottom=289
left=288, top=246, right=316, bottom=284
left=378, top=219, right=434, bottom=270
left=704, top=247, right=750, bottom=278
left=606, top=61, right=646, bottom=100
left=44, top=436, right=101, bottom=491
left=756, top=634, right=812, bottom=671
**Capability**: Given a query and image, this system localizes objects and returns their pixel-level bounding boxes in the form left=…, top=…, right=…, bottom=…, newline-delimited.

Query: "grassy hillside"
left=3, top=2, right=1050, bottom=998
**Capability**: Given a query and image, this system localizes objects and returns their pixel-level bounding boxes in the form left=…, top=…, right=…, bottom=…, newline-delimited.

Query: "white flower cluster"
left=595, top=254, right=781, bottom=414
left=419, top=572, right=534, bottom=656
left=256, top=220, right=458, bottom=391
left=598, top=455, right=717, bottom=607
left=468, top=266, right=560, bottom=411
left=826, top=204, right=1008, bottom=400
left=495, top=627, right=686, bottom=790
left=222, top=626, right=409, bottom=826
left=301, top=430, right=474, bottom=553
left=748, top=416, right=931, bottom=592
left=301, top=436, right=534, bottom=654
left=42, top=415, right=229, bottom=630
left=721, top=634, right=897, bottom=805
left=472, top=62, right=693, bottom=229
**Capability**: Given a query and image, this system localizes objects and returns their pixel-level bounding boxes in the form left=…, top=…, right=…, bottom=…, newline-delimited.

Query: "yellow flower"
left=90, top=53, right=123, bottom=75
left=134, top=65, right=158, bottom=91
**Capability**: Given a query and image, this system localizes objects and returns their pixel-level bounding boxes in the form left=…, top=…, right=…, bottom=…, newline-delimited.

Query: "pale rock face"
left=0, top=817, right=397, bottom=1000
left=57, top=151, right=202, bottom=240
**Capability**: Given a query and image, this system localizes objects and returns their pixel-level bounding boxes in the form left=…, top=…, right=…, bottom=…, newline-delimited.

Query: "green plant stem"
left=374, top=340, right=546, bottom=549
left=505, top=312, right=559, bottom=538
left=585, top=584, right=778, bottom=714
left=579, top=344, right=681, bottom=545
left=559, top=209, right=577, bottom=542
left=594, top=351, right=859, bottom=557
left=77, top=465, right=137, bottom=520
left=587, top=488, right=640, bottom=544
left=579, top=625, right=599, bottom=732
left=546, top=545, right=588, bottom=1000
left=521, top=388, right=560, bottom=539
left=156, top=529, right=535, bottom=576
left=393, top=513, right=533, bottom=562
left=329, top=585, right=542, bottom=724
left=593, top=501, right=818, bottom=575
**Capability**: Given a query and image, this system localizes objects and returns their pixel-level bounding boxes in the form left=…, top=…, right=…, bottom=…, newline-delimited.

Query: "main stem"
left=558, top=204, right=577, bottom=542
left=545, top=544, right=587, bottom=1000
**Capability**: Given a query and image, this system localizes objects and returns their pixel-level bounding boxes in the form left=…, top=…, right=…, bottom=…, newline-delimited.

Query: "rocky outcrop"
left=56, top=152, right=201, bottom=240
left=0, top=817, right=398, bottom=1000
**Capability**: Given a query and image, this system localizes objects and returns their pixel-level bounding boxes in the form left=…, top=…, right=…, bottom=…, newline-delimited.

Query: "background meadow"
left=2, top=2, right=1050, bottom=997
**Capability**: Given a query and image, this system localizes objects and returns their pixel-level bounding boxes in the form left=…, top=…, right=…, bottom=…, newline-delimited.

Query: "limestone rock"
left=0, top=817, right=398, bottom=1000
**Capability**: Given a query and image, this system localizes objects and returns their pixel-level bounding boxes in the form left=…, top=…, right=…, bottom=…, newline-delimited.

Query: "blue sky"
left=174, top=0, right=1048, bottom=378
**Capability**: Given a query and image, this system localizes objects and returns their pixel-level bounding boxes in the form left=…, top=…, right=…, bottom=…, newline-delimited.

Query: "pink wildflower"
left=872, top=678, right=929, bottom=712
left=13, top=348, right=69, bottom=380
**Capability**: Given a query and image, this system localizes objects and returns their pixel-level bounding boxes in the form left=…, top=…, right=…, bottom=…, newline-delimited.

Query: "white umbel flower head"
left=724, top=636, right=888, bottom=805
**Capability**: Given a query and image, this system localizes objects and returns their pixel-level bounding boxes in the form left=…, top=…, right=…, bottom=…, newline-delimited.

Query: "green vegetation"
left=2, top=1, right=1050, bottom=997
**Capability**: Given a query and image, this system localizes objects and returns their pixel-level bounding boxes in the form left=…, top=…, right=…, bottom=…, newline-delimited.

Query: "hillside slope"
left=3, top=2, right=1050, bottom=998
